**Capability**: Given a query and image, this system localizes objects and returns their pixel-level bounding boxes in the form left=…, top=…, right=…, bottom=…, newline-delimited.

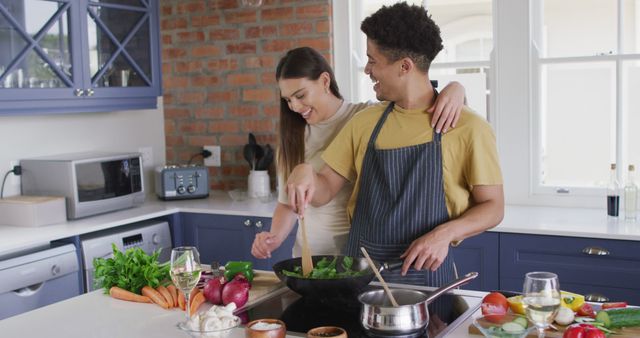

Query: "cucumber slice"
left=512, top=316, right=528, bottom=328
left=501, top=322, right=525, bottom=333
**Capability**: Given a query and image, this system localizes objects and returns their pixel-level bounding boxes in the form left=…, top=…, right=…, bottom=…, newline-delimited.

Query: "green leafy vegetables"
left=93, top=244, right=170, bottom=294
left=282, top=256, right=369, bottom=279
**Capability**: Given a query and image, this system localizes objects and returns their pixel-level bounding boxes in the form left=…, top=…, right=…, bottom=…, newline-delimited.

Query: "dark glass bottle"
left=607, top=163, right=620, bottom=217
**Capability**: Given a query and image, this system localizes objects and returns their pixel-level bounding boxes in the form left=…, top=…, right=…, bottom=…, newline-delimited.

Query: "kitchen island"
left=0, top=280, right=487, bottom=338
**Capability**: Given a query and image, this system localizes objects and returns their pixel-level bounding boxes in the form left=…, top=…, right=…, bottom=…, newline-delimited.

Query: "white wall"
left=0, top=98, right=166, bottom=197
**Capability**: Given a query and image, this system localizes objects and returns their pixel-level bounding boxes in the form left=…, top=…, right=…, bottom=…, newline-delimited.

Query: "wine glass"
left=522, top=271, right=561, bottom=338
left=170, top=246, right=202, bottom=320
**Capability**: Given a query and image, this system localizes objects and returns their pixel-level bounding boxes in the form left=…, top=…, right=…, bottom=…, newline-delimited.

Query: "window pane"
left=623, top=0, right=639, bottom=54
left=541, top=62, right=615, bottom=187
left=541, top=0, right=617, bottom=58
left=624, top=60, right=640, bottom=169
left=427, top=0, right=492, bottom=63
left=430, top=67, right=488, bottom=119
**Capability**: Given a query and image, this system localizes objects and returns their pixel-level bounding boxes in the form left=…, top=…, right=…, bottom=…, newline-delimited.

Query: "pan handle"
left=425, top=271, right=478, bottom=304
left=380, top=261, right=404, bottom=272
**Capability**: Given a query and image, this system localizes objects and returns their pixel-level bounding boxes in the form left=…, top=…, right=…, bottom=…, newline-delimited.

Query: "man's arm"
left=286, top=163, right=349, bottom=214
left=399, top=184, right=504, bottom=275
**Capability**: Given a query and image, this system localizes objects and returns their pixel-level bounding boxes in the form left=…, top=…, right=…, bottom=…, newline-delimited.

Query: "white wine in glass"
left=523, top=271, right=561, bottom=338
left=170, top=246, right=202, bottom=320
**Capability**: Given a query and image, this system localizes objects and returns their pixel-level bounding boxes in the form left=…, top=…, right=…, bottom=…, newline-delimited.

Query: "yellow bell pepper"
left=561, top=290, right=585, bottom=312
left=507, top=295, right=526, bottom=315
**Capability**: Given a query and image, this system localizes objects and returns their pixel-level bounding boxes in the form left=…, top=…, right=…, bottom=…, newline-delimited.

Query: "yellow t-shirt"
left=322, top=101, right=503, bottom=221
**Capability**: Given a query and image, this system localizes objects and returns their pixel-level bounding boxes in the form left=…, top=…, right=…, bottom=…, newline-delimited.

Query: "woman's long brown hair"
left=275, top=47, right=342, bottom=181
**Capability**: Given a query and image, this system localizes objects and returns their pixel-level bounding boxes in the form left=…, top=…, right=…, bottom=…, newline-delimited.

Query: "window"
left=531, top=0, right=640, bottom=196
left=333, top=0, right=493, bottom=119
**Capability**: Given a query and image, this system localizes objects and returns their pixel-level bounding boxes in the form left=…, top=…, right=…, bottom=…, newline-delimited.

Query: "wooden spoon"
left=299, top=216, right=313, bottom=277
left=360, top=247, right=399, bottom=307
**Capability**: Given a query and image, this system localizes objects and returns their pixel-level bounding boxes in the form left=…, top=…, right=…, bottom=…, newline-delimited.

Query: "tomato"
left=481, top=292, right=508, bottom=322
left=563, top=323, right=606, bottom=338
left=576, top=303, right=596, bottom=318
left=601, top=301, right=627, bottom=309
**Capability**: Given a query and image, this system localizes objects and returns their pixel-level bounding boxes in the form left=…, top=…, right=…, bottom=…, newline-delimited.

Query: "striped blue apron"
left=344, top=102, right=455, bottom=287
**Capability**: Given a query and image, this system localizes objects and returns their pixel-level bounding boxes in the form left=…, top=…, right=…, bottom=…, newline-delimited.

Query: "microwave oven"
left=20, top=152, right=145, bottom=219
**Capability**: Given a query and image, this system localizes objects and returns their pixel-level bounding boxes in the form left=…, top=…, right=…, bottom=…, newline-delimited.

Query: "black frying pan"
left=272, top=255, right=402, bottom=299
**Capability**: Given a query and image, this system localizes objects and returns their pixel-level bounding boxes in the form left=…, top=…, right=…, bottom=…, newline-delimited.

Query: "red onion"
left=203, top=276, right=225, bottom=305
left=222, top=274, right=251, bottom=308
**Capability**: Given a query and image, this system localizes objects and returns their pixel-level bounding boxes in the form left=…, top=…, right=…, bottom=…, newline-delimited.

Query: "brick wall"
left=160, top=0, right=333, bottom=190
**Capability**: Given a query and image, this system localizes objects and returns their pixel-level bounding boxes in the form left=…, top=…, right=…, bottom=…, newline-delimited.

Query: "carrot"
left=167, top=285, right=179, bottom=307
left=156, top=285, right=174, bottom=308
left=109, top=286, right=151, bottom=303
left=189, top=290, right=205, bottom=316
left=178, top=290, right=186, bottom=310
left=142, top=286, right=169, bottom=309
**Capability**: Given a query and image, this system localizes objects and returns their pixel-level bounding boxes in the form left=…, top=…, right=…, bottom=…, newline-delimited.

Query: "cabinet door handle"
left=85, top=88, right=94, bottom=96
left=74, top=88, right=84, bottom=96
left=582, top=246, right=610, bottom=256
left=585, top=293, right=609, bottom=302
left=243, top=219, right=252, bottom=227
left=254, top=221, right=263, bottom=229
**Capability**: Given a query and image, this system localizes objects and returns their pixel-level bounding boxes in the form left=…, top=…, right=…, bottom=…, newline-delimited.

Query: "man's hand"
left=251, top=232, right=282, bottom=259
left=286, top=163, right=316, bottom=215
left=399, top=228, right=453, bottom=275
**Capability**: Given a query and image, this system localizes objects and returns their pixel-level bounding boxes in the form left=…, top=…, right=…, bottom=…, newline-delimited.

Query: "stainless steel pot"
left=358, top=272, right=478, bottom=335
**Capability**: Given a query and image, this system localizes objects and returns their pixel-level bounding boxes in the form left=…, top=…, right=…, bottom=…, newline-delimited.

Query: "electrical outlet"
left=204, top=145, right=221, bottom=167
left=138, top=147, right=153, bottom=168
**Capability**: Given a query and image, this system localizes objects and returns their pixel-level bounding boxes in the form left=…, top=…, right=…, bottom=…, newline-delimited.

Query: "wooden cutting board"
left=468, top=321, right=640, bottom=337
left=246, top=270, right=284, bottom=305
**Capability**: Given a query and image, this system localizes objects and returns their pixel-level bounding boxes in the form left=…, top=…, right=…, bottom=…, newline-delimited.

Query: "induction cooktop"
left=236, top=283, right=482, bottom=338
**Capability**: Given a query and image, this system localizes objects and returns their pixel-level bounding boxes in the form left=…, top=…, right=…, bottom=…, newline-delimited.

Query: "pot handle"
left=425, top=271, right=478, bottom=304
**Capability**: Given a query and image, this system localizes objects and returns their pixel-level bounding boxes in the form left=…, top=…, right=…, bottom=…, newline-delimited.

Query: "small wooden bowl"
left=307, top=326, right=347, bottom=338
left=245, top=319, right=286, bottom=338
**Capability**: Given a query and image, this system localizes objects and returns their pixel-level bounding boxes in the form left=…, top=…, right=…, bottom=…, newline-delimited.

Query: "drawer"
left=500, top=233, right=640, bottom=292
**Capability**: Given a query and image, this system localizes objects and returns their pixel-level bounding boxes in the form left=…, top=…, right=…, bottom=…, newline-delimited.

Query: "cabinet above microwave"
left=0, top=0, right=162, bottom=116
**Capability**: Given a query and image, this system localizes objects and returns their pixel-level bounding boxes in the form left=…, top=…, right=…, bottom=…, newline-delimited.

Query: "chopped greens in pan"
left=282, top=256, right=369, bottom=279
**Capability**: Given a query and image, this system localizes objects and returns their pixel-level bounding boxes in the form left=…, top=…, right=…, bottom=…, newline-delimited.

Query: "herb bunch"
left=93, top=244, right=170, bottom=294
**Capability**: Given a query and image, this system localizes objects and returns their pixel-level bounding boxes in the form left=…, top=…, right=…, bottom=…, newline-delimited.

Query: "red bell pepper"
left=601, top=301, right=627, bottom=309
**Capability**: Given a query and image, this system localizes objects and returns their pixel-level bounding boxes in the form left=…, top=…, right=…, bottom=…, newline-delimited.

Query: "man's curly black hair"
left=361, top=2, right=443, bottom=73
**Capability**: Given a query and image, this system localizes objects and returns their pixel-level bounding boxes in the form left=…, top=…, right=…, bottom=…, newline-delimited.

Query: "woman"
left=251, top=47, right=466, bottom=259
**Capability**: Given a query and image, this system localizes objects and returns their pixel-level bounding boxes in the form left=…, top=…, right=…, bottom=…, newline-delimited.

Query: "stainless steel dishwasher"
left=0, top=244, right=80, bottom=320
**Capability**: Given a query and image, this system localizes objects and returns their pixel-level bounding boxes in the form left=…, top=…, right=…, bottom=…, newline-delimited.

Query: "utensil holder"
left=248, top=170, right=270, bottom=198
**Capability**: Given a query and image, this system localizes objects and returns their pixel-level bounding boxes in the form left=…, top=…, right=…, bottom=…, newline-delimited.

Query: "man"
left=287, top=2, right=504, bottom=286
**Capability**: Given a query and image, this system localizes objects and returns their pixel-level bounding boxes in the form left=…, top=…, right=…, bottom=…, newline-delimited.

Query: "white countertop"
left=0, top=284, right=486, bottom=338
left=0, top=191, right=277, bottom=257
left=1, top=191, right=639, bottom=258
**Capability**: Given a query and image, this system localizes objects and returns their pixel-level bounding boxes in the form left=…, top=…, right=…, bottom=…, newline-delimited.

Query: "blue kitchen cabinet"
left=451, top=232, right=499, bottom=291
left=181, top=213, right=295, bottom=271
left=0, top=0, right=161, bottom=115
left=500, top=233, right=640, bottom=304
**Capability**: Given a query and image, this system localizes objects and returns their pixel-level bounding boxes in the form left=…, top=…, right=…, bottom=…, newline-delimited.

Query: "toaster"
left=155, top=165, right=209, bottom=200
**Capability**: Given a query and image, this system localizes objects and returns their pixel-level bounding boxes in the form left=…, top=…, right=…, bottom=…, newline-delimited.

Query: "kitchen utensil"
left=244, top=144, right=256, bottom=170
left=360, top=247, right=398, bottom=307
left=299, top=216, right=313, bottom=277
left=272, top=255, right=403, bottom=299
left=256, top=144, right=274, bottom=170
left=358, top=271, right=478, bottom=336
